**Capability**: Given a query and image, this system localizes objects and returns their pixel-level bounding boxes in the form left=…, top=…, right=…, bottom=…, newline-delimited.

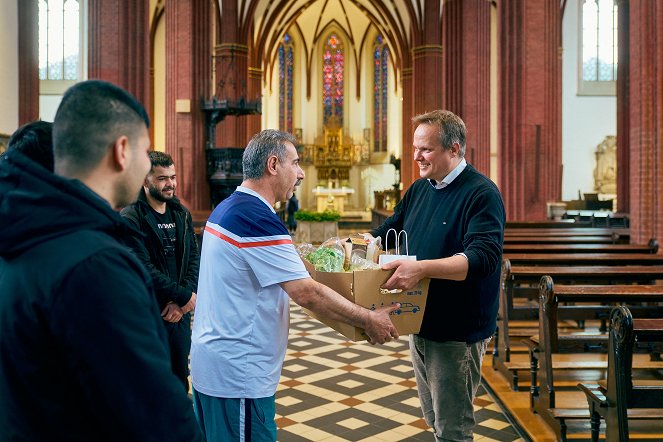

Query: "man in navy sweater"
left=371, top=110, right=505, bottom=442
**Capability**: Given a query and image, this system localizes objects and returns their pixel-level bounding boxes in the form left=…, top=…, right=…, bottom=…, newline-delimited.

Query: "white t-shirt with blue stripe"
left=190, top=186, right=309, bottom=398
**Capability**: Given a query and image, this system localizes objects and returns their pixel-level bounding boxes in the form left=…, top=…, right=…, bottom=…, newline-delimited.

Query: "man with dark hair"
left=190, top=129, right=400, bottom=441
left=0, top=80, right=203, bottom=441
left=122, top=151, right=199, bottom=390
left=1, top=120, right=54, bottom=171
left=372, top=110, right=505, bottom=441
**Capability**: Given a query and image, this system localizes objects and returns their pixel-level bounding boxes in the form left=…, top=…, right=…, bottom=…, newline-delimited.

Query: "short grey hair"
left=412, top=110, right=466, bottom=157
left=242, top=129, right=298, bottom=180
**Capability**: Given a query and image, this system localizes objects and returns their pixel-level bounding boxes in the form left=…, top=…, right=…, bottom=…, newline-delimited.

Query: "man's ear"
left=111, top=136, right=131, bottom=171
left=266, top=155, right=279, bottom=176
left=450, top=142, right=461, bottom=158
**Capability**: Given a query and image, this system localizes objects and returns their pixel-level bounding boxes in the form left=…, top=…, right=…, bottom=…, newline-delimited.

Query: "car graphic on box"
left=370, top=302, right=420, bottom=315
left=393, top=302, right=420, bottom=315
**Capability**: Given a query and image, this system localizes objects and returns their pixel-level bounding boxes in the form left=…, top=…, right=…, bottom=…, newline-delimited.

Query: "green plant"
left=294, top=209, right=341, bottom=222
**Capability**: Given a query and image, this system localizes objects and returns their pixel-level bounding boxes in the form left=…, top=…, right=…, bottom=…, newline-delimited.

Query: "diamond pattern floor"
left=276, top=302, right=527, bottom=441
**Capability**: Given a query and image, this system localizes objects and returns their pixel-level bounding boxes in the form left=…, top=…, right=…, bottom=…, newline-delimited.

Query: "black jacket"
left=121, top=189, right=200, bottom=310
left=0, top=151, right=203, bottom=442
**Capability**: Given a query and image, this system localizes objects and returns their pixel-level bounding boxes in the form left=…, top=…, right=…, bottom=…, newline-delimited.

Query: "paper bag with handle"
left=378, top=229, right=416, bottom=294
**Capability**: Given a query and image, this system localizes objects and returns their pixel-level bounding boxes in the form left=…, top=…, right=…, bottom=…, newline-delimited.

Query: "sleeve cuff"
left=453, top=252, right=468, bottom=261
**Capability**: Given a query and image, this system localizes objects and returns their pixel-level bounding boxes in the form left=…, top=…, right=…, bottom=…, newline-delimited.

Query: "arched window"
left=278, top=33, right=294, bottom=133
left=39, top=0, right=82, bottom=81
left=579, top=0, right=617, bottom=95
left=373, top=35, right=388, bottom=153
left=322, top=33, right=344, bottom=126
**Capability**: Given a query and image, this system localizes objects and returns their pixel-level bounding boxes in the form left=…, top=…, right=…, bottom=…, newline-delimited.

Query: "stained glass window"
left=278, top=33, right=294, bottom=133
left=322, top=33, right=344, bottom=126
left=580, top=0, right=617, bottom=95
left=39, top=0, right=80, bottom=80
left=373, top=36, right=388, bottom=152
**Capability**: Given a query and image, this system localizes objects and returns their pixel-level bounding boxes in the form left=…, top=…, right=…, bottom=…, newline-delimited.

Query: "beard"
left=147, top=183, right=175, bottom=203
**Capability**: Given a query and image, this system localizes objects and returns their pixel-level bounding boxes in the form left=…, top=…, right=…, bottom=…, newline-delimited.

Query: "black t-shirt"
left=150, top=206, right=179, bottom=280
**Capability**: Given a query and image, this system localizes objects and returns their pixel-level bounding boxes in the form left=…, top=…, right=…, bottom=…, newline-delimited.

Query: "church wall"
left=490, top=5, right=498, bottom=184
left=39, top=96, right=61, bottom=122
left=561, top=0, right=617, bottom=201
left=0, top=0, right=19, bottom=135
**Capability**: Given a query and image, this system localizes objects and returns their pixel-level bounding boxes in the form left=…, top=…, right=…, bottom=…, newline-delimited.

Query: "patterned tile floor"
left=275, top=302, right=528, bottom=441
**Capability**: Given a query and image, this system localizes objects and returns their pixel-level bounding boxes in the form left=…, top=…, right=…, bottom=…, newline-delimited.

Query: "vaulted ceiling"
left=221, top=0, right=435, bottom=88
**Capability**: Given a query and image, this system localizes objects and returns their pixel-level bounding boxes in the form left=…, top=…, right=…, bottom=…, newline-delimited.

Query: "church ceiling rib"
left=246, top=0, right=416, bottom=98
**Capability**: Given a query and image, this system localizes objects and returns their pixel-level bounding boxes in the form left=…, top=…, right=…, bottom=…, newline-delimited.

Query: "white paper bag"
left=378, top=229, right=416, bottom=294
left=378, top=229, right=416, bottom=265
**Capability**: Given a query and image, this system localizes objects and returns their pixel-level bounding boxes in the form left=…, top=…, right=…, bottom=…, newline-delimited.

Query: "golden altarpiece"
left=298, top=119, right=370, bottom=214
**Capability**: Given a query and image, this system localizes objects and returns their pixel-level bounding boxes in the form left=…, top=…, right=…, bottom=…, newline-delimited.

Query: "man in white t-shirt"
left=191, top=129, right=399, bottom=441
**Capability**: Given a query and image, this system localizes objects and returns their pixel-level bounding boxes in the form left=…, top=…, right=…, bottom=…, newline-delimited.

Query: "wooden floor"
left=482, top=355, right=563, bottom=442
left=483, top=330, right=663, bottom=441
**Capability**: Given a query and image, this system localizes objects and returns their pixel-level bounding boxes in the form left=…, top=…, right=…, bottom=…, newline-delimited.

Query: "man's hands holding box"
left=363, top=303, right=401, bottom=344
left=281, top=277, right=400, bottom=345
left=380, top=259, right=425, bottom=292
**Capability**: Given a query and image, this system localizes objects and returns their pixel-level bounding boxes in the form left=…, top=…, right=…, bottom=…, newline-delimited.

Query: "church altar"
left=312, top=187, right=355, bottom=214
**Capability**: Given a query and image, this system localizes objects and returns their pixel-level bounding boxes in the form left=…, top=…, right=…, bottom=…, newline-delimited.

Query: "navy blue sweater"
left=372, top=164, right=505, bottom=343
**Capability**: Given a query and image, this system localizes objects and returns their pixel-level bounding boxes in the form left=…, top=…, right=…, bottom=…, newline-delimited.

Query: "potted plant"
left=294, top=209, right=341, bottom=243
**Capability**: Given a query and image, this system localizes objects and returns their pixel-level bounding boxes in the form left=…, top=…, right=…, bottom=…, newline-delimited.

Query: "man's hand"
left=181, top=292, right=197, bottom=314
left=363, top=303, right=400, bottom=345
left=161, top=302, right=183, bottom=323
left=381, top=259, right=424, bottom=291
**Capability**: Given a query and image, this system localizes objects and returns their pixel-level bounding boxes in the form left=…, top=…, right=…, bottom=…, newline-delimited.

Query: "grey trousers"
left=409, top=334, right=491, bottom=442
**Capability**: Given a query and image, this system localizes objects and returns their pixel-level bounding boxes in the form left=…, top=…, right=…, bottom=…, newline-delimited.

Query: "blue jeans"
left=192, top=389, right=277, bottom=441
left=409, top=335, right=491, bottom=441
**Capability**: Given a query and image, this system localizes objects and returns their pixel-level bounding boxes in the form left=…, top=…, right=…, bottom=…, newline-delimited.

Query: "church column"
left=407, top=0, right=443, bottom=189
left=627, top=2, right=663, bottom=245
left=412, top=0, right=443, bottom=115
left=401, top=67, right=414, bottom=190
left=165, top=0, right=211, bottom=210
left=497, top=0, right=562, bottom=220
left=213, top=43, right=249, bottom=147
left=442, top=0, right=491, bottom=175
left=18, top=0, right=39, bottom=125
left=616, top=0, right=630, bottom=214
left=88, top=0, right=150, bottom=106
left=245, top=22, right=261, bottom=139
left=246, top=66, right=262, bottom=138
left=213, top=0, right=250, bottom=148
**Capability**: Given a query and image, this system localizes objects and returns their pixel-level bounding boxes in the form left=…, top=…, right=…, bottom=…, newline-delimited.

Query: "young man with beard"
left=0, top=80, right=203, bottom=441
left=190, top=129, right=400, bottom=441
left=122, top=151, right=199, bottom=390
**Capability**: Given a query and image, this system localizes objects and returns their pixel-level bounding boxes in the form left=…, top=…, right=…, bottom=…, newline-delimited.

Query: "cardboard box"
left=302, top=260, right=430, bottom=341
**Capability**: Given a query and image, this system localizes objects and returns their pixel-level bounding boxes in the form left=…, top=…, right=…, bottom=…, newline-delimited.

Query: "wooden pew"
left=529, top=278, right=663, bottom=440
left=580, top=307, right=663, bottom=441
left=505, top=253, right=663, bottom=267
left=494, top=261, right=663, bottom=390
left=504, top=235, right=621, bottom=244
left=506, top=220, right=592, bottom=228
left=503, top=239, right=658, bottom=254
left=190, top=210, right=211, bottom=246
left=190, top=210, right=211, bottom=233
left=505, top=227, right=626, bottom=236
